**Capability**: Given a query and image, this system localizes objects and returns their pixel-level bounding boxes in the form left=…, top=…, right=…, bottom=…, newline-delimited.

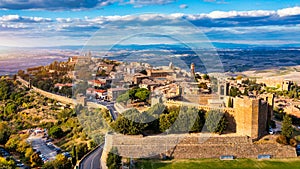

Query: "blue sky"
left=0, top=0, right=300, bottom=47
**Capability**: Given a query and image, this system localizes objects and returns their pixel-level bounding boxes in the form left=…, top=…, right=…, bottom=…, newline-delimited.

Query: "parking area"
left=0, top=147, right=26, bottom=168
left=27, top=134, right=57, bottom=163
left=27, top=128, right=72, bottom=163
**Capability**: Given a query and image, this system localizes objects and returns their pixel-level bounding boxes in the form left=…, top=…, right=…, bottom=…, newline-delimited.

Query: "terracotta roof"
left=95, top=89, right=107, bottom=93
left=88, top=80, right=106, bottom=85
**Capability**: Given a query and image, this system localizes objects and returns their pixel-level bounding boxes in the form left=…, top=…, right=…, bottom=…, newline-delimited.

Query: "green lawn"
left=137, top=158, right=300, bottom=169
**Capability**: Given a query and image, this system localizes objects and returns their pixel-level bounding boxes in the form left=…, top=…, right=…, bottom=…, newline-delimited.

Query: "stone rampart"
left=17, top=76, right=75, bottom=105
left=103, top=133, right=297, bottom=159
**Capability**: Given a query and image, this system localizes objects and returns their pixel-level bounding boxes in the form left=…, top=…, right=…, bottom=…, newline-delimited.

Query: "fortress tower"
left=233, top=97, right=269, bottom=139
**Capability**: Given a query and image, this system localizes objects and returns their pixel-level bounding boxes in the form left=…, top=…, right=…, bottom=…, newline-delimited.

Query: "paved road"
left=80, top=145, right=104, bottom=169
left=81, top=100, right=118, bottom=169
left=93, top=100, right=118, bottom=120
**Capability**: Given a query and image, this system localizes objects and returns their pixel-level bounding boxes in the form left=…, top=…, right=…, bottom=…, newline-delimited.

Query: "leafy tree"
left=128, top=88, right=138, bottom=100
left=229, top=87, right=241, bottom=97
left=49, top=126, right=64, bottom=139
left=30, top=153, right=43, bottom=167
left=71, top=146, right=77, bottom=165
left=112, top=109, right=148, bottom=135
left=146, top=103, right=165, bottom=116
left=42, top=162, right=55, bottom=169
left=190, top=109, right=206, bottom=132
left=169, top=107, right=203, bottom=133
left=57, top=109, right=75, bottom=120
left=0, top=157, right=15, bottom=169
left=0, top=80, right=14, bottom=101
left=135, top=88, right=150, bottom=102
left=106, top=148, right=122, bottom=169
left=4, top=102, right=17, bottom=116
left=227, top=98, right=233, bottom=108
left=25, top=148, right=34, bottom=161
left=42, top=154, right=72, bottom=169
left=205, top=110, right=227, bottom=134
left=282, top=114, right=293, bottom=138
left=202, top=74, right=210, bottom=80
left=5, top=135, right=19, bottom=151
left=0, top=122, right=10, bottom=144
left=76, top=143, right=88, bottom=160
left=159, top=107, right=180, bottom=132
left=116, top=93, right=130, bottom=103
left=55, top=154, right=72, bottom=169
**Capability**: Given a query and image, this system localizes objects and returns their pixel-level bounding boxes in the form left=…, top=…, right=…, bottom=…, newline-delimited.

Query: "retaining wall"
left=103, top=133, right=297, bottom=159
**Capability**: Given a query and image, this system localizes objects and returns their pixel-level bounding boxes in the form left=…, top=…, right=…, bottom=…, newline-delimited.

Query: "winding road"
left=80, top=144, right=104, bottom=169
left=80, top=101, right=118, bottom=169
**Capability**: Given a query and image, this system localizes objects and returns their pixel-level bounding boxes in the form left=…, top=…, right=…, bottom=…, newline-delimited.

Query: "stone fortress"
left=101, top=63, right=297, bottom=166
left=212, top=80, right=274, bottom=140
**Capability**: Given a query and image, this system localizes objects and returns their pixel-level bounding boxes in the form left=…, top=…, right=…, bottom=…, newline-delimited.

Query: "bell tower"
left=190, top=63, right=195, bottom=77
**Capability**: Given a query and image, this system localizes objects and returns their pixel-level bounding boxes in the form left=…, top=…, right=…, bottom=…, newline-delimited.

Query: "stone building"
left=107, top=88, right=127, bottom=101
left=282, top=80, right=293, bottom=91
left=232, top=96, right=270, bottom=139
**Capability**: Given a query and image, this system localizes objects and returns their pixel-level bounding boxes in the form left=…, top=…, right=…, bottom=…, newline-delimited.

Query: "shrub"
left=289, top=138, right=298, bottom=147
left=49, top=126, right=64, bottom=139
left=276, top=135, right=288, bottom=145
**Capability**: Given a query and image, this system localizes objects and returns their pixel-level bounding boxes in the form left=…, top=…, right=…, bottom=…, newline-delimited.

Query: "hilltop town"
left=1, top=53, right=300, bottom=169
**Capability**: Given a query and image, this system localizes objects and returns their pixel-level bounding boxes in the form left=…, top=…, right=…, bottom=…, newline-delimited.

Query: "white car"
left=16, top=163, right=24, bottom=167
left=269, top=128, right=274, bottom=135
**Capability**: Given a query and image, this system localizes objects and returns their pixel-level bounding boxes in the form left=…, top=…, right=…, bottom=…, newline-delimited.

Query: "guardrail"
left=76, top=143, right=104, bottom=169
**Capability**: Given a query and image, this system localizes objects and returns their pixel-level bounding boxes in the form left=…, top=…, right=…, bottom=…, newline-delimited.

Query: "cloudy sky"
left=0, top=0, right=300, bottom=47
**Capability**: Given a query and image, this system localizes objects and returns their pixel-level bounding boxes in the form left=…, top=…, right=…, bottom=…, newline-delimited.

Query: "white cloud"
left=0, top=15, right=20, bottom=21
left=125, top=0, right=175, bottom=7
left=179, top=4, right=188, bottom=9
left=0, top=15, right=52, bottom=22
left=277, top=6, right=300, bottom=17
left=0, top=0, right=176, bottom=10
left=1, top=6, right=300, bottom=47
left=204, top=10, right=276, bottom=19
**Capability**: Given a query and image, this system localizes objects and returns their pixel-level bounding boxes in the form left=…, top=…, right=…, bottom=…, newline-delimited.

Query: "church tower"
left=190, top=63, right=195, bottom=77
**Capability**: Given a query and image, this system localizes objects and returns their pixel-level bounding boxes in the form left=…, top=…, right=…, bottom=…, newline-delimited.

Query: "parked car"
left=269, top=128, right=274, bottom=135
left=16, top=163, right=24, bottom=167
left=55, top=148, right=61, bottom=153
left=62, top=152, right=71, bottom=158
left=46, top=139, right=53, bottom=143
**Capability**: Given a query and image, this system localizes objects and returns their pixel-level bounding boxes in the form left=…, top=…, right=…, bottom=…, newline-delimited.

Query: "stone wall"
left=102, top=133, right=297, bottom=160
left=166, top=97, right=269, bottom=140
left=17, top=76, right=75, bottom=105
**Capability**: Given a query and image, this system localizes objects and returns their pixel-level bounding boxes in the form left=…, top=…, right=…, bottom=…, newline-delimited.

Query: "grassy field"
left=137, top=158, right=300, bottom=169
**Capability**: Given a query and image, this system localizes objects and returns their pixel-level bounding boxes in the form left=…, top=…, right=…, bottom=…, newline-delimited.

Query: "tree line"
left=108, top=103, right=228, bottom=135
